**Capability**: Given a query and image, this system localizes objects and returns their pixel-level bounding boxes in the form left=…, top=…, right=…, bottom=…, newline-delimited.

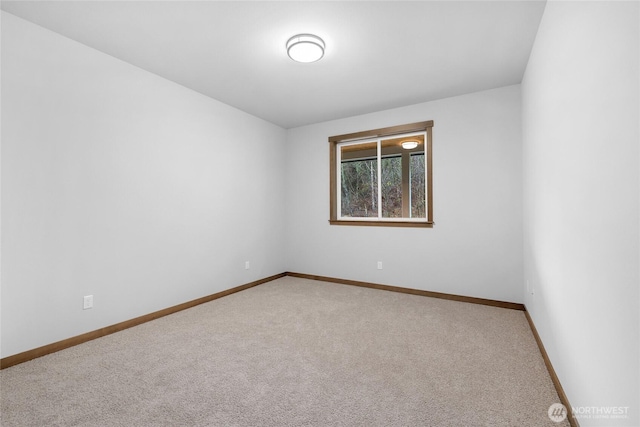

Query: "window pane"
left=410, top=153, right=426, bottom=218
left=340, top=143, right=378, bottom=217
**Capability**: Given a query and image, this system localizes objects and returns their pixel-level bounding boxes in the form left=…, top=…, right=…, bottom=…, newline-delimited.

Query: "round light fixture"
left=401, top=140, right=419, bottom=150
left=286, top=34, right=325, bottom=63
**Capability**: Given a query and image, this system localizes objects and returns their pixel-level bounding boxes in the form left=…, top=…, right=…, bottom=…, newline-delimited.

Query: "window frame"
left=329, top=120, right=434, bottom=228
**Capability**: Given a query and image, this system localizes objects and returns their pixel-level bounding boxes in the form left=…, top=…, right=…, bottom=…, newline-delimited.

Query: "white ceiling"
left=1, top=1, right=546, bottom=129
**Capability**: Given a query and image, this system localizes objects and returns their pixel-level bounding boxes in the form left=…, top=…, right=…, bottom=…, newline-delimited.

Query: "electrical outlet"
left=377, top=261, right=383, bottom=270
left=83, top=295, right=93, bottom=310
left=245, top=261, right=250, bottom=270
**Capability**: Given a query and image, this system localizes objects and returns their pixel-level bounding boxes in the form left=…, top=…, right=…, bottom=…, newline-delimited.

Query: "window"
left=329, top=121, right=434, bottom=227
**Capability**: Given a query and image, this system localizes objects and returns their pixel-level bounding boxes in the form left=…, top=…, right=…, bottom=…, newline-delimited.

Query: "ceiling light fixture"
left=286, top=34, right=325, bottom=63
left=401, top=140, right=419, bottom=150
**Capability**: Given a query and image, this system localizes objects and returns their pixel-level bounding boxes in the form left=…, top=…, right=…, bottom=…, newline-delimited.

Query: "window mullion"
left=336, top=144, right=342, bottom=218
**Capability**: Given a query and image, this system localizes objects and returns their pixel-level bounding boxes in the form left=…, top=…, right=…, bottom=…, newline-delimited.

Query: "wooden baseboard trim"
left=4, top=270, right=574, bottom=426
left=285, top=272, right=525, bottom=311
left=0, top=272, right=286, bottom=370
left=524, top=308, right=579, bottom=427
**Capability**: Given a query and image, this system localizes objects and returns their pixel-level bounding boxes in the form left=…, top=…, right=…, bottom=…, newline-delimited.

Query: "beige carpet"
left=0, top=276, right=568, bottom=426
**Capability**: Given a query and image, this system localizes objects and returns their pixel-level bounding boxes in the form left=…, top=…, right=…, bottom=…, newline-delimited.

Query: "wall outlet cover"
left=83, top=295, right=93, bottom=310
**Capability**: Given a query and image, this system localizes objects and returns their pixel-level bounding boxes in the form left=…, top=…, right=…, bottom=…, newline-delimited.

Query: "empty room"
left=1, top=1, right=638, bottom=426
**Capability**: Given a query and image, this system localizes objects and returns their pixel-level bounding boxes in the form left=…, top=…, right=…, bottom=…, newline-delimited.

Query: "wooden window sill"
left=329, top=220, right=434, bottom=228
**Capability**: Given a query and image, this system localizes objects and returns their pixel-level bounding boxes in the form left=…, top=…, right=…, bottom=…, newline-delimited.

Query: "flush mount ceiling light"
left=401, top=140, right=419, bottom=150
left=286, top=34, right=325, bottom=63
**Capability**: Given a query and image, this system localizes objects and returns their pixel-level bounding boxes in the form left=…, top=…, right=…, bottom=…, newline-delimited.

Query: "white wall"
left=285, top=85, right=523, bottom=303
left=0, top=12, right=287, bottom=358
left=522, top=1, right=639, bottom=426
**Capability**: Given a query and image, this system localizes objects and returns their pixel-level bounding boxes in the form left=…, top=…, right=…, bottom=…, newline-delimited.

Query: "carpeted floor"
left=0, top=276, right=568, bottom=426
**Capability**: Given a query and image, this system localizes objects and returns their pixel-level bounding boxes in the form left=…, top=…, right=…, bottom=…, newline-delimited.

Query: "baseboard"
left=285, top=272, right=525, bottom=311
left=3, top=270, right=578, bottom=427
left=524, top=308, right=579, bottom=427
left=2, top=270, right=576, bottom=426
left=0, top=272, right=286, bottom=370
left=0, top=271, right=525, bottom=369
left=3, top=268, right=572, bottom=427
